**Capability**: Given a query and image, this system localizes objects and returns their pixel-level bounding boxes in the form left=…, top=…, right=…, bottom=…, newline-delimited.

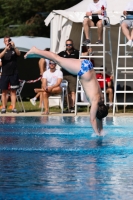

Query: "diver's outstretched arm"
left=97, top=118, right=103, bottom=133
left=89, top=102, right=100, bottom=135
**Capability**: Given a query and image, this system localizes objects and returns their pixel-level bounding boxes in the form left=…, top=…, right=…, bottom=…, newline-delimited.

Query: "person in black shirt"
left=0, top=36, right=21, bottom=113
left=58, top=39, right=79, bottom=113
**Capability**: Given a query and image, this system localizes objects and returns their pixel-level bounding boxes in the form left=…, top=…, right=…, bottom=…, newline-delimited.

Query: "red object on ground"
left=96, top=73, right=111, bottom=89
left=8, top=105, right=13, bottom=110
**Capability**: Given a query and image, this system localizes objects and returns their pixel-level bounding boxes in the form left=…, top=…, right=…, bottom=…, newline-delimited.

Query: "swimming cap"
left=96, top=101, right=108, bottom=120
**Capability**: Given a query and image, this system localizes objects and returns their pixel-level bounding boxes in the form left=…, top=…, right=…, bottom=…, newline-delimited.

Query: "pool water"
left=0, top=116, right=133, bottom=200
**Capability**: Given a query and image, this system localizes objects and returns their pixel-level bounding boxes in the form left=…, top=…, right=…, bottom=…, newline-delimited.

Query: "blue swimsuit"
left=78, top=60, right=93, bottom=77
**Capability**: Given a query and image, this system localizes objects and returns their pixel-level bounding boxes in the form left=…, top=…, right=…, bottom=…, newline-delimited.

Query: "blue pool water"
left=0, top=116, right=133, bottom=200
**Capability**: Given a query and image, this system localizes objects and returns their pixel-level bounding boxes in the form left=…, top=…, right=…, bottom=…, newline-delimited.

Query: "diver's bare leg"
left=24, top=47, right=81, bottom=75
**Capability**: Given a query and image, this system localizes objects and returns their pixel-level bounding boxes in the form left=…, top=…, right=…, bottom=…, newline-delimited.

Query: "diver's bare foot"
left=24, top=46, right=38, bottom=59
left=99, top=130, right=106, bottom=136
left=95, top=132, right=101, bottom=136
left=98, top=133, right=103, bottom=137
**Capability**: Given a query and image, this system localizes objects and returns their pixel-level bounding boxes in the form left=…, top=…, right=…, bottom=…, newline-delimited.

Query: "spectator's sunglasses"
left=49, top=61, right=56, bottom=65
left=66, top=44, right=73, bottom=46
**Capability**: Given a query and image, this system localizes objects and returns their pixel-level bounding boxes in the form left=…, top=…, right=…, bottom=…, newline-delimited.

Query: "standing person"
left=24, top=47, right=108, bottom=136
left=0, top=36, right=21, bottom=113
left=82, top=0, right=107, bottom=45
left=33, top=60, right=63, bottom=115
left=121, top=1, right=133, bottom=47
left=30, top=48, right=50, bottom=107
left=0, top=58, right=13, bottom=110
left=58, top=39, right=79, bottom=113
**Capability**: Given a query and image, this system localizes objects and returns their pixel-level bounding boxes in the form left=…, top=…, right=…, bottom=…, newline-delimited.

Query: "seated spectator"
left=96, top=72, right=113, bottom=110
left=30, top=48, right=50, bottom=107
left=121, top=1, right=133, bottom=47
left=33, top=60, right=63, bottom=115
left=82, top=0, right=107, bottom=45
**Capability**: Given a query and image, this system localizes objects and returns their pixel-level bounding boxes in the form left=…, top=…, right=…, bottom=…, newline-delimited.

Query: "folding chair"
left=41, top=79, right=69, bottom=114
left=16, top=80, right=26, bottom=112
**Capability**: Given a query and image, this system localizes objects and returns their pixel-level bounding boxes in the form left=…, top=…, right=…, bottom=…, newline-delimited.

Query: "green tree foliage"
left=0, top=0, right=82, bottom=37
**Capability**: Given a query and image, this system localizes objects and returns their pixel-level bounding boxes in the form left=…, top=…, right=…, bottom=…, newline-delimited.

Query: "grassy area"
left=6, top=100, right=133, bottom=114
left=11, top=100, right=61, bottom=113
left=5, top=99, right=89, bottom=113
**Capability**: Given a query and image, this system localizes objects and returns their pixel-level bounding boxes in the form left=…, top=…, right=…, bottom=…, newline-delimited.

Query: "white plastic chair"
left=41, top=80, right=69, bottom=114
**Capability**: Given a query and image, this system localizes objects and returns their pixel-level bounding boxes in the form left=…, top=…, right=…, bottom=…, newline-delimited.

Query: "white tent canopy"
left=0, top=36, right=50, bottom=52
left=45, top=0, right=129, bottom=24
left=44, top=0, right=131, bottom=53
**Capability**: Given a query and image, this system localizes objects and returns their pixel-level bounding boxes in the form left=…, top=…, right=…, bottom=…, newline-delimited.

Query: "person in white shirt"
left=82, top=0, right=107, bottom=45
left=121, top=1, right=133, bottom=47
left=34, top=60, right=63, bottom=115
